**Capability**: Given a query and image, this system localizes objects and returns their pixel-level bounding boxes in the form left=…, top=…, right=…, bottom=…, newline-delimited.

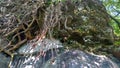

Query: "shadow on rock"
left=44, top=50, right=119, bottom=68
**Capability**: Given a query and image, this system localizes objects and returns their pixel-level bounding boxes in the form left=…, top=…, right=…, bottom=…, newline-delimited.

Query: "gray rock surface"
left=10, top=50, right=120, bottom=68
left=10, top=49, right=62, bottom=68
left=44, top=50, right=119, bottom=68
left=18, top=38, right=63, bottom=55
left=0, top=53, right=10, bottom=68
left=10, top=38, right=63, bottom=68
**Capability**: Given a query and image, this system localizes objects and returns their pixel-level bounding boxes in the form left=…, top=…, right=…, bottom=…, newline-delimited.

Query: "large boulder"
left=44, top=50, right=119, bottom=68
left=10, top=50, right=119, bottom=68
left=10, top=38, right=63, bottom=68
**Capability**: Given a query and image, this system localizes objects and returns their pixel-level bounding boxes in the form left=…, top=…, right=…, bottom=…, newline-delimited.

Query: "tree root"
left=8, top=39, right=27, bottom=51
left=0, top=17, right=36, bottom=56
left=0, top=39, right=27, bottom=56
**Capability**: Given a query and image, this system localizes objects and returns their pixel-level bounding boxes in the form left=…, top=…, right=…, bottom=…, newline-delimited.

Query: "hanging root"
left=64, top=16, right=72, bottom=31
left=0, top=16, right=37, bottom=56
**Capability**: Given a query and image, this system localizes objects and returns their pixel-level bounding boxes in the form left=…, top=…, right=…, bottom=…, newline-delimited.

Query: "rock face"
left=63, top=0, right=114, bottom=44
left=10, top=38, right=63, bottom=68
left=0, top=0, right=119, bottom=68
left=10, top=50, right=119, bottom=68
left=0, top=53, right=10, bottom=68
left=10, top=49, right=61, bottom=68
left=0, top=38, right=10, bottom=68
left=18, top=38, right=63, bottom=55
left=44, top=50, right=119, bottom=68
left=0, top=0, right=115, bottom=56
